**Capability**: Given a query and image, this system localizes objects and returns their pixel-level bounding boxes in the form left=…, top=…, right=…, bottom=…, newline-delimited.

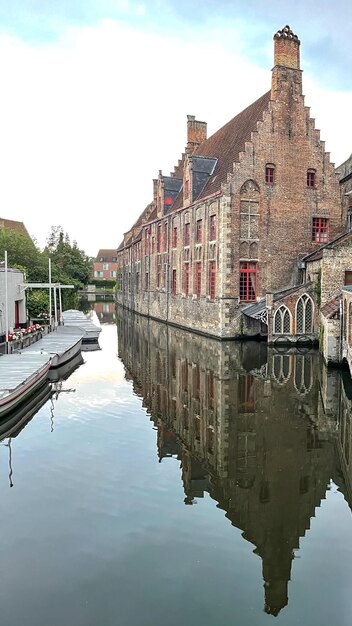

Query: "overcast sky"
left=0, top=0, right=351, bottom=256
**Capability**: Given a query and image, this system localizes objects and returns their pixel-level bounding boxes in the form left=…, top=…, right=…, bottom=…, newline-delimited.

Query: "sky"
left=0, top=0, right=351, bottom=256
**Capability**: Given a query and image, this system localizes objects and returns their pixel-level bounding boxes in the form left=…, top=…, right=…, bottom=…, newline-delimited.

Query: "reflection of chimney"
left=187, top=115, right=207, bottom=155
left=264, top=579, right=288, bottom=617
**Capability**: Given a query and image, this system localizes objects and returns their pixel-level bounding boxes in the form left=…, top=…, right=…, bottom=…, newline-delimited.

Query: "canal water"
left=0, top=304, right=351, bottom=626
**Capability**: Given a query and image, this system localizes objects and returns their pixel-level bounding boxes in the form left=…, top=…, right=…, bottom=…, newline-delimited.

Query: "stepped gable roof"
left=95, top=249, right=118, bottom=262
left=0, top=217, right=30, bottom=238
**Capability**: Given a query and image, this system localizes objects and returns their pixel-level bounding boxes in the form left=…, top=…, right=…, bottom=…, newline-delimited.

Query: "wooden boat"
left=0, top=353, right=51, bottom=417
left=62, top=309, right=101, bottom=343
left=25, top=326, right=83, bottom=368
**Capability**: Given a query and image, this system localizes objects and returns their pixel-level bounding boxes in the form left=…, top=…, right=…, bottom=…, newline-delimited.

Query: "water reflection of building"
left=94, top=302, right=116, bottom=324
left=117, top=312, right=343, bottom=617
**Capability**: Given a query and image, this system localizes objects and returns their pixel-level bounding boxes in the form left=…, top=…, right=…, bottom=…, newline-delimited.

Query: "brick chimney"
left=271, top=25, right=302, bottom=99
left=187, top=115, right=207, bottom=155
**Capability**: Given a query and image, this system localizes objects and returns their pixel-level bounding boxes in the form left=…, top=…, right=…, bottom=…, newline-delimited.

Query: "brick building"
left=116, top=25, right=343, bottom=339
left=93, top=249, right=117, bottom=280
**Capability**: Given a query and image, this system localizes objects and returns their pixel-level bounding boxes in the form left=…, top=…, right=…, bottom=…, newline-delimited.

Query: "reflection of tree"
left=118, top=312, right=337, bottom=616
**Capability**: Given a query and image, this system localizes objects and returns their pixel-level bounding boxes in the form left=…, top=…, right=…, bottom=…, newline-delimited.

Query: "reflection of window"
left=239, top=375, right=256, bottom=412
left=273, top=355, right=292, bottom=384
left=181, top=360, right=188, bottom=391
left=207, top=370, right=215, bottom=409
left=259, top=481, right=270, bottom=503
left=207, top=426, right=215, bottom=454
left=172, top=269, right=177, bottom=296
left=294, top=355, right=313, bottom=394
left=194, top=416, right=201, bottom=441
left=240, top=262, right=257, bottom=302
left=296, top=294, right=313, bottom=333
left=273, top=305, right=291, bottom=334
left=193, top=365, right=200, bottom=399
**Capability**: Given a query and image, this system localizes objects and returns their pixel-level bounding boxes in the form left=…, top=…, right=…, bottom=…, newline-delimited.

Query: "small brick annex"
left=116, top=25, right=343, bottom=339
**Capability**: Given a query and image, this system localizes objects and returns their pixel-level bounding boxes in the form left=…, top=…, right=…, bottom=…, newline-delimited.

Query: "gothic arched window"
left=273, top=305, right=291, bottom=335
left=296, top=295, right=314, bottom=334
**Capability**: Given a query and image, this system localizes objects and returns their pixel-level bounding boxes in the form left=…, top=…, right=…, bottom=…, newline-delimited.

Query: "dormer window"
left=307, top=169, right=316, bottom=188
left=265, top=164, right=275, bottom=184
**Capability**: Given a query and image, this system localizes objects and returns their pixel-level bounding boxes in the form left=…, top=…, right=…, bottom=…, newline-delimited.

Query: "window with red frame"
left=172, top=226, right=177, bottom=248
left=157, top=223, right=162, bottom=252
left=307, top=169, right=316, bottom=188
left=265, top=164, right=275, bottom=184
left=194, top=262, right=201, bottom=297
left=209, top=261, right=216, bottom=300
left=240, top=262, right=257, bottom=302
left=183, top=263, right=189, bottom=295
left=172, top=269, right=177, bottom=295
left=209, top=215, right=216, bottom=240
left=184, top=222, right=190, bottom=246
left=312, top=217, right=329, bottom=243
left=196, top=219, right=202, bottom=243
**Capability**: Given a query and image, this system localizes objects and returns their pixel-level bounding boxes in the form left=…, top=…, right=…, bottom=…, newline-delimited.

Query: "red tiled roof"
left=96, top=249, right=118, bottom=262
left=194, top=91, right=271, bottom=199
left=172, top=91, right=271, bottom=211
left=320, top=297, right=340, bottom=319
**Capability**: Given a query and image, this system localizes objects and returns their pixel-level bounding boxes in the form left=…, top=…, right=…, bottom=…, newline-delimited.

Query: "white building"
left=0, top=267, right=26, bottom=340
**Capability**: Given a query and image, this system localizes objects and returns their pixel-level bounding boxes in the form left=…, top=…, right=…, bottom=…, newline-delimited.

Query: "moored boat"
left=62, top=309, right=101, bottom=342
left=25, top=326, right=83, bottom=368
left=0, top=353, right=51, bottom=417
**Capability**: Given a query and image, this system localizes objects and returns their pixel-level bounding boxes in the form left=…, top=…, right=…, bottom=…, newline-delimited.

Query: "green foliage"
left=27, top=290, right=49, bottom=319
left=88, top=278, right=116, bottom=289
left=1, top=226, right=92, bottom=311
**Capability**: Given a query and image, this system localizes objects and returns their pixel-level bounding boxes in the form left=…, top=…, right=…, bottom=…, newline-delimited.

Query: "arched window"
left=265, top=163, right=275, bottom=185
left=273, top=305, right=291, bottom=335
left=296, top=294, right=314, bottom=334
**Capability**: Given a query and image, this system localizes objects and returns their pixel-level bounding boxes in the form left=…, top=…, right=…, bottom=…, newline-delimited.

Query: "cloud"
left=0, top=15, right=350, bottom=255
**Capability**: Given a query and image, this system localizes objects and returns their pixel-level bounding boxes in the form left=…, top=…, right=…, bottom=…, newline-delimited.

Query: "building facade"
left=116, top=26, right=343, bottom=339
left=0, top=267, right=26, bottom=342
left=93, top=249, right=118, bottom=280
